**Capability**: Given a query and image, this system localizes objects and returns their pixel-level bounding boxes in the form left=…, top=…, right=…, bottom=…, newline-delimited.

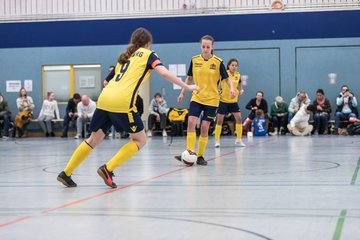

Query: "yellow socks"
left=186, top=131, right=196, bottom=151
left=64, top=141, right=93, bottom=176
left=214, top=124, right=222, bottom=141
left=106, top=141, right=139, bottom=172
left=236, top=123, right=243, bottom=140
left=197, top=136, right=208, bottom=157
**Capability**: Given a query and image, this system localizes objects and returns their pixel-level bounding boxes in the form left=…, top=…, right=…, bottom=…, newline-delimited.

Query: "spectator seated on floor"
left=251, top=109, right=267, bottom=137
left=288, top=91, right=311, bottom=122
left=287, top=104, right=316, bottom=136
left=147, top=92, right=168, bottom=137
left=74, top=95, right=96, bottom=139
left=270, top=96, right=288, bottom=135
left=312, top=89, right=332, bottom=135
left=334, top=85, right=358, bottom=135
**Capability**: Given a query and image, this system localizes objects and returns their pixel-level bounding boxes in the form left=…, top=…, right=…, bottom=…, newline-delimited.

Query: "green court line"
left=350, top=158, right=360, bottom=185
left=332, top=209, right=347, bottom=240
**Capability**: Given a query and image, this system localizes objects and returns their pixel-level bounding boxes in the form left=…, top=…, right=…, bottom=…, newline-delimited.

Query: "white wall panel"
left=0, top=0, right=359, bottom=22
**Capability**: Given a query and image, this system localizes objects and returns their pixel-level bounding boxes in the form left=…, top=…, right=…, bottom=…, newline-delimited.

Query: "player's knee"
left=134, top=138, right=146, bottom=149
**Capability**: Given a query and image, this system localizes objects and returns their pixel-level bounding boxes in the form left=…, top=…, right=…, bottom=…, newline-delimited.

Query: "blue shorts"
left=188, top=101, right=217, bottom=122
left=217, top=101, right=240, bottom=115
left=89, top=108, right=144, bottom=134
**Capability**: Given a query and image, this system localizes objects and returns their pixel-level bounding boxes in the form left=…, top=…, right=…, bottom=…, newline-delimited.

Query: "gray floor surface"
left=0, top=135, right=359, bottom=240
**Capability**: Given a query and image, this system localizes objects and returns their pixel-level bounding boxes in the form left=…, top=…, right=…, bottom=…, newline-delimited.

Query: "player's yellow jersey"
left=188, top=54, right=228, bottom=107
left=220, top=70, right=241, bottom=103
left=97, top=47, right=162, bottom=113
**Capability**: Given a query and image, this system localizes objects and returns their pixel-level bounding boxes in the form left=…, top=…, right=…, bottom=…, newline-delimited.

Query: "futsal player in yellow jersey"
left=176, top=35, right=236, bottom=166
left=57, top=28, right=199, bottom=188
left=214, top=58, right=246, bottom=148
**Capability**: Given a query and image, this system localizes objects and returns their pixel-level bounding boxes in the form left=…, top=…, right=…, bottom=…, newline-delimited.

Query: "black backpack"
left=347, top=122, right=360, bottom=135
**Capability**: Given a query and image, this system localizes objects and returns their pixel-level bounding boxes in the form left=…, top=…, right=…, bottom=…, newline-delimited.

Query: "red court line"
left=0, top=215, right=32, bottom=228
left=0, top=138, right=271, bottom=228
left=40, top=166, right=189, bottom=214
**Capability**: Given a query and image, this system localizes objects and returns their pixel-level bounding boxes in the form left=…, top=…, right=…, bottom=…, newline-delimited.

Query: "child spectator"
left=251, top=109, right=267, bottom=136
left=37, top=92, right=60, bottom=137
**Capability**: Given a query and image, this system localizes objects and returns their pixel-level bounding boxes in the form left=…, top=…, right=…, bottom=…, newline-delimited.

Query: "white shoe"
left=147, top=131, right=152, bottom=137
left=235, top=139, right=246, bottom=147
left=74, top=134, right=81, bottom=139
left=162, top=130, right=167, bottom=137
left=115, top=132, right=121, bottom=139
left=108, top=132, right=113, bottom=137
left=215, top=141, right=220, bottom=148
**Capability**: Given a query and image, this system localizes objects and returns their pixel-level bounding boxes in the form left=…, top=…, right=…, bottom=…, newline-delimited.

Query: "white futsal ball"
left=181, top=150, right=197, bottom=166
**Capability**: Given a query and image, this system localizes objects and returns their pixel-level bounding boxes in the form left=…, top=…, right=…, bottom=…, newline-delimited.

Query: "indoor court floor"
left=0, top=135, right=359, bottom=240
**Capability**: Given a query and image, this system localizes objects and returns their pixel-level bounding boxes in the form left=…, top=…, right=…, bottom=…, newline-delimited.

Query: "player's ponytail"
left=118, top=28, right=153, bottom=64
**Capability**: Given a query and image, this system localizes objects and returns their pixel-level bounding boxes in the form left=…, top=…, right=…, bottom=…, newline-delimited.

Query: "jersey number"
left=115, top=61, right=130, bottom=82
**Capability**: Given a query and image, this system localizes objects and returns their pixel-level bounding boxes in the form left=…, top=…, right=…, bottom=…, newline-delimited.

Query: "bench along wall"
left=0, top=10, right=360, bottom=124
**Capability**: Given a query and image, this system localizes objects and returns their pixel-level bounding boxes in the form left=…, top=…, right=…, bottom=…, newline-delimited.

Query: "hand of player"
left=317, top=105, right=323, bottom=111
left=186, top=84, right=200, bottom=93
left=103, top=80, right=109, bottom=87
left=230, top=89, right=236, bottom=99
left=177, top=93, right=184, bottom=104
left=239, top=89, right=244, bottom=96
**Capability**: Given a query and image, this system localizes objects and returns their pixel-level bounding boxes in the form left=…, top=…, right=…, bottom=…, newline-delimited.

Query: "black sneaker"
left=174, top=155, right=182, bottom=162
left=196, top=156, right=208, bottom=166
left=57, top=171, right=77, bottom=187
left=97, top=165, right=117, bottom=188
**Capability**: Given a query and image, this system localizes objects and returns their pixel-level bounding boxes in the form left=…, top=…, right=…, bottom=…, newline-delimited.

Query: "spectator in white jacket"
left=147, top=92, right=168, bottom=137
left=37, top=92, right=60, bottom=137
left=288, top=91, right=311, bottom=122
left=75, top=95, right=96, bottom=139
left=287, top=104, right=316, bottom=136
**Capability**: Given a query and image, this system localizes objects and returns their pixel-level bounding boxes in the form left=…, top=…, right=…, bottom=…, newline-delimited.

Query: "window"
left=42, top=64, right=101, bottom=102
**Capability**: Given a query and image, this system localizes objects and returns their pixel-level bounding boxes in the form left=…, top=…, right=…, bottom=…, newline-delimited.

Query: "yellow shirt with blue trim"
left=220, top=70, right=241, bottom=103
left=188, top=54, right=228, bottom=107
left=97, top=47, right=162, bottom=113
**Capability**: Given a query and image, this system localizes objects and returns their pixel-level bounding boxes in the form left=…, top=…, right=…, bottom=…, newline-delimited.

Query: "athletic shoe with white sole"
left=235, top=139, right=246, bottom=147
